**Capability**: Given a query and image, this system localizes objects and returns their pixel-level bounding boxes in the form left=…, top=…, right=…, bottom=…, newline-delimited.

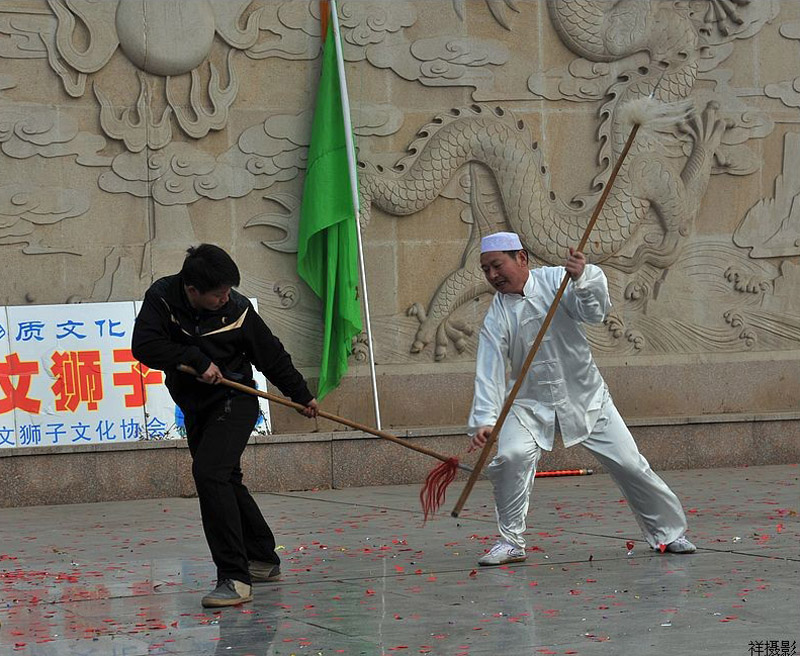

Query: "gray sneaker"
left=201, top=579, right=253, bottom=608
left=249, top=560, right=281, bottom=583
left=478, top=541, right=527, bottom=566
left=664, top=535, right=697, bottom=554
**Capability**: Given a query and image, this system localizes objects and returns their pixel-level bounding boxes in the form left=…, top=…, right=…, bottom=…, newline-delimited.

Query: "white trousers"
left=486, top=397, right=688, bottom=549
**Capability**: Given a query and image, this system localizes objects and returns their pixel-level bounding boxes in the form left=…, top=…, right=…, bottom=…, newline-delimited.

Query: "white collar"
left=503, top=271, right=535, bottom=300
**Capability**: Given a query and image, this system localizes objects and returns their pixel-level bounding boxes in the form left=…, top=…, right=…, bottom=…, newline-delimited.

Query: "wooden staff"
left=450, top=99, right=665, bottom=517
left=176, top=364, right=473, bottom=473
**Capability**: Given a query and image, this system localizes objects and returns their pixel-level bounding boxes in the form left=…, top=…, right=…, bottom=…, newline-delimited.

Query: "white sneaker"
left=664, top=535, right=697, bottom=554
left=478, top=541, right=527, bottom=566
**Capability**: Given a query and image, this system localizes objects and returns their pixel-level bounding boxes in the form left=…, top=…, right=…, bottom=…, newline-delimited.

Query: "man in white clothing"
left=469, top=231, right=696, bottom=566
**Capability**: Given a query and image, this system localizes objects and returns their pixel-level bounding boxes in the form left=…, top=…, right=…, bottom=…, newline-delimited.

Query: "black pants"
left=185, top=393, right=280, bottom=584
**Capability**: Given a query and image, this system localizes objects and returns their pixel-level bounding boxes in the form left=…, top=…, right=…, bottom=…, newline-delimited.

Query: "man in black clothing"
left=132, top=244, right=318, bottom=608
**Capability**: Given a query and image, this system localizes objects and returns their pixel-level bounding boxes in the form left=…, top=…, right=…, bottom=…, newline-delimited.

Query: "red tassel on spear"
left=420, top=457, right=460, bottom=522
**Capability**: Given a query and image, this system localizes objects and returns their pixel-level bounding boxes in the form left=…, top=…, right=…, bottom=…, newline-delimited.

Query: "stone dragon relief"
left=0, top=0, right=797, bottom=366
left=353, top=0, right=800, bottom=362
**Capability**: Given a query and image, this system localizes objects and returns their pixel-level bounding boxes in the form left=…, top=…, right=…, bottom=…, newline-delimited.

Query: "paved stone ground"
left=0, top=465, right=798, bottom=656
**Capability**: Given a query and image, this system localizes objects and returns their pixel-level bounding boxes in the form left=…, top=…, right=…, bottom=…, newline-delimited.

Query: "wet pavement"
left=1, top=464, right=798, bottom=655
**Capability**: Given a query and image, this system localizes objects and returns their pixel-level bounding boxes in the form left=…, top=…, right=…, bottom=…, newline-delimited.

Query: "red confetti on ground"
left=625, top=541, right=635, bottom=551
left=658, top=544, right=667, bottom=553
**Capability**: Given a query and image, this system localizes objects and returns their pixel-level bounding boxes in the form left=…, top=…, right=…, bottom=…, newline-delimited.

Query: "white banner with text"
left=0, top=301, right=271, bottom=449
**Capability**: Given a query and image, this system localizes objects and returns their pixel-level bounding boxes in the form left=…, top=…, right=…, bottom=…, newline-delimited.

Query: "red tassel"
left=420, top=457, right=459, bottom=522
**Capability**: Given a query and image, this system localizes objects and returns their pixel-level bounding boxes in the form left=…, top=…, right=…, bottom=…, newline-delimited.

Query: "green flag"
left=297, top=17, right=362, bottom=400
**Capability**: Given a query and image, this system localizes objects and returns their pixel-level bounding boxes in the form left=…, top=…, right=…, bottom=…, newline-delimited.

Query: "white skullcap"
left=480, top=231, right=523, bottom=253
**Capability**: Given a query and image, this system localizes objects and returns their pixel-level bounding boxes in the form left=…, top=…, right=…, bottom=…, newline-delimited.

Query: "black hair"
left=181, top=244, right=240, bottom=293
left=503, top=249, right=529, bottom=261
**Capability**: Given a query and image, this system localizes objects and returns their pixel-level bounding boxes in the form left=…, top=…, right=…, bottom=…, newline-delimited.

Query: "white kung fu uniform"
left=468, top=265, right=688, bottom=550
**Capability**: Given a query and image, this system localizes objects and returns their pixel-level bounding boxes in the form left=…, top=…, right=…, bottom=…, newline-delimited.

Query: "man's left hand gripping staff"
left=199, top=362, right=224, bottom=384
left=299, top=399, right=319, bottom=418
left=192, top=362, right=319, bottom=418
left=468, top=426, right=494, bottom=453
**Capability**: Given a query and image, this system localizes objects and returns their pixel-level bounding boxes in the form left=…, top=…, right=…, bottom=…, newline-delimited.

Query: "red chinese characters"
left=112, top=349, right=163, bottom=408
left=0, top=353, right=42, bottom=414
left=50, top=350, right=104, bottom=412
left=5, top=347, right=164, bottom=417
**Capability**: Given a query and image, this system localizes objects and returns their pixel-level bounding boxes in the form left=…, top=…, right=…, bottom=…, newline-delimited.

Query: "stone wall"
left=1, top=1, right=799, bottom=499
left=2, top=413, right=797, bottom=507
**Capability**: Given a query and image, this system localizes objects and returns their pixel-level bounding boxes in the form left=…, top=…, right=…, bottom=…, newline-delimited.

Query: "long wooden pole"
left=176, top=364, right=472, bottom=473
left=450, top=123, right=641, bottom=517
left=329, top=0, right=383, bottom=429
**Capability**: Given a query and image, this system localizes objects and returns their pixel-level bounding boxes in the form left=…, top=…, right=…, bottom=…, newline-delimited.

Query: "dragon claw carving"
left=443, top=318, right=474, bottom=354
left=679, top=101, right=729, bottom=153
left=407, top=302, right=432, bottom=353
left=407, top=300, right=474, bottom=359
left=432, top=318, right=474, bottom=361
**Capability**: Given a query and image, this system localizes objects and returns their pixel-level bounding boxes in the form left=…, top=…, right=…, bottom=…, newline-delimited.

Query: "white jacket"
left=468, top=265, right=611, bottom=450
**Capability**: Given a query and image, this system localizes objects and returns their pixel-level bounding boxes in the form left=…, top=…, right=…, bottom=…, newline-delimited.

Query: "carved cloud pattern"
left=764, top=21, right=800, bottom=109
left=1, top=86, right=109, bottom=167
left=0, top=183, right=90, bottom=254
left=98, top=103, right=402, bottom=207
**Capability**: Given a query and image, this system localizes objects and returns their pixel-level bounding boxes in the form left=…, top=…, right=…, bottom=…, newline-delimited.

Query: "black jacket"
left=131, top=274, right=313, bottom=413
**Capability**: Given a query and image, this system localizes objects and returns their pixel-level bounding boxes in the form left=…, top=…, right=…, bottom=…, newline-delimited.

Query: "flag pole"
left=329, top=0, right=382, bottom=429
